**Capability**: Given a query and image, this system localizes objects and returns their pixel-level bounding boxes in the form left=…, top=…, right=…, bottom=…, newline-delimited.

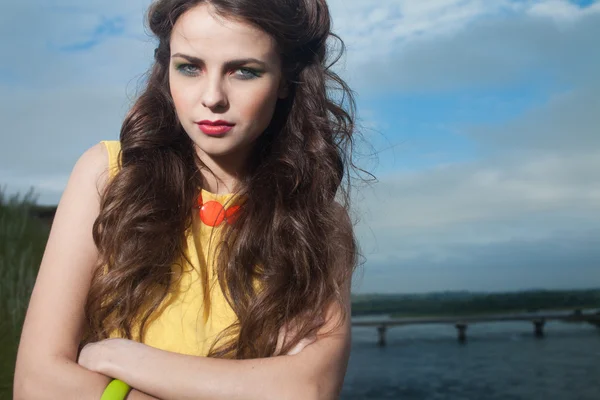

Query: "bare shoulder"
left=81, top=141, right=108, bottom=164
left=73, top=141, right=111, bottom=198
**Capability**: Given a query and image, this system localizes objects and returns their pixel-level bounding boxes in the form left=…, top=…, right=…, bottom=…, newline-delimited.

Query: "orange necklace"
left=194, top=191, right=241, bottom=227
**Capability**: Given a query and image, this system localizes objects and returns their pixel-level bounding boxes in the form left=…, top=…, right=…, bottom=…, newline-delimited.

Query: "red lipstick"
left=196, top=120, right=235, bottom=136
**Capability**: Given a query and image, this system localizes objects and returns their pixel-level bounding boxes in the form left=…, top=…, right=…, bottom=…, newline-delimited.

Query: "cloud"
left=52, top=16, right=127, bottom=52
left=345, top=1, right=600, bottom=92
left=0, top=1, right=154, bottom=88
left=528, top=0, right=600, bottom=20
left=357, top=152, right=600, bottom=231
left=468, top=85, right=600, bottom=155
left=356, top=227, right=600, bottom=293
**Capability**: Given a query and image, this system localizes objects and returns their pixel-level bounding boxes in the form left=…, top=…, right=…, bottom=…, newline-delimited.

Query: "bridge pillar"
left=533, top=319, right=545, bottom=338
left=455, top=323, right=468, bottom=343
left=377, top=325, right=387, bottom=347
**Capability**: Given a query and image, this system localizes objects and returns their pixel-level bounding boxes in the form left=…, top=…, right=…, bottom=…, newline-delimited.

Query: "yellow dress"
left=102, top=140, right=239, bottom=356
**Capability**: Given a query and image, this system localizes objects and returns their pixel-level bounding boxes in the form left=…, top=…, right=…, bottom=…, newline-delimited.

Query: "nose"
left=201, top=73, right=228, bottom=109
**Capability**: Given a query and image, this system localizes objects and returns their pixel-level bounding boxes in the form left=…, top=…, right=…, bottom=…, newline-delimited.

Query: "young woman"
left=14, top=0, right=361, bottom=398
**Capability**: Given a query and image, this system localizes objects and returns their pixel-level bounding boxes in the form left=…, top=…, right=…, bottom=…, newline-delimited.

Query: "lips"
left=197, top=120, right=234, bottom=126
left=196, top=120, right=235, bottom=136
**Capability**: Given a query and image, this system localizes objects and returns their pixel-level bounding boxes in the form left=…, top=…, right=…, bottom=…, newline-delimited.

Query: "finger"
left=285, top=334, right=317, bottom=356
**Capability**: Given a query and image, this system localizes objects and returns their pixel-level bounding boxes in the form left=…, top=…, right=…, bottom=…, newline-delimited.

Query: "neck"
left=196, top=147, right=251, bottom=195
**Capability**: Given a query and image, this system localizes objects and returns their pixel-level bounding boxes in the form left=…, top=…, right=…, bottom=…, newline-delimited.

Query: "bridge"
left=351, top=310, right=600, bottom=345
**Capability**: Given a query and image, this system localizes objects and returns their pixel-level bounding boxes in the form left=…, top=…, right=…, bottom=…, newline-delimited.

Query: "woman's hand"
left=275, top=316, right=324, bottom=356
left=77, top=337, right=131, bottom=374
left=78, top=322, right=318, bottom=368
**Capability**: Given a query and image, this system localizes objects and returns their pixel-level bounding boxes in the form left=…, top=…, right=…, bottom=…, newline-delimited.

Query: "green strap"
left=101, top=379, right=132, bottom=400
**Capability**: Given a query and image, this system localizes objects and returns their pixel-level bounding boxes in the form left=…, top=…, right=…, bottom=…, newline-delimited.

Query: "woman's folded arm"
left=13, top=144, right=156, bottom=399
left=79, top=276, right=352, bottom=400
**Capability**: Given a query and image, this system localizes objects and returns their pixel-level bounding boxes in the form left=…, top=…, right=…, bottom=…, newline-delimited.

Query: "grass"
left=0, top=188, right=50, bottom=398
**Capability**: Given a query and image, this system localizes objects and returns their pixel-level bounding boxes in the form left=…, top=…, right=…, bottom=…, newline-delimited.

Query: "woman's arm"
left=81, top=306, right=350, bottom=400
left=79, top=277, right=352, bottom=400
left=13, top=143, right=157, bottom=400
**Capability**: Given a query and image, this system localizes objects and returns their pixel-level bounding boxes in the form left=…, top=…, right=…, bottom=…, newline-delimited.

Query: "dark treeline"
left=350, top=289, right=600, bottom=317
left=27, top=204, right=57, bottom=225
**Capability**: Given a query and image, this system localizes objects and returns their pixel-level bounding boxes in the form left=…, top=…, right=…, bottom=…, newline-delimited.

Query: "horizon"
left=351, top=286, right=600, bottom=297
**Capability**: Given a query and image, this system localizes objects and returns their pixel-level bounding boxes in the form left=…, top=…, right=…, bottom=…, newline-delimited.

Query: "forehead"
left=170, top=4, right=278, bottom=62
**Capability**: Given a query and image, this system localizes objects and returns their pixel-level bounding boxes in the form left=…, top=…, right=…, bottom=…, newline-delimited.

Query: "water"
left=341, top=317, right=600, bottom=400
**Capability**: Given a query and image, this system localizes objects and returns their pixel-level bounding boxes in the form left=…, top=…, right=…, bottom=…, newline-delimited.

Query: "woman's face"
left=169, top=3, right=288, bottom=162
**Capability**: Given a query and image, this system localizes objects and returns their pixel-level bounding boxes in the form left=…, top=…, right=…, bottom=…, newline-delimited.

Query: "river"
left=341, top=316, right=600, bottom=399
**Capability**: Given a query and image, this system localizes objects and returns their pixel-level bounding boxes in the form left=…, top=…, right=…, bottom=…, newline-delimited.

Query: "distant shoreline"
left=351, top=288, right=600, bottom=318
left=387, top=306, right=600, bottom=319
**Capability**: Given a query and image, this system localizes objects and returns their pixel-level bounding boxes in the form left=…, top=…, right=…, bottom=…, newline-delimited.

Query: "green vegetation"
left=351, top=290, right=600, bottom=317
left=0, top=189, right=50, bottom=397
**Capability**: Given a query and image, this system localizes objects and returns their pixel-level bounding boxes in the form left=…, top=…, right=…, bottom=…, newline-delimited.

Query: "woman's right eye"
left=176, top=64, right=200, bottom=76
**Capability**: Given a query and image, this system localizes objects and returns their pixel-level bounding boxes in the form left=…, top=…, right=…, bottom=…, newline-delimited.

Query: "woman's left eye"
left=235, top=68, right=261, bottom=80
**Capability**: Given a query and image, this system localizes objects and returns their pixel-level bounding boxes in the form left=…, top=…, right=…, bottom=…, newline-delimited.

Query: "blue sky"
left=1, top=0, right=599, bottom=294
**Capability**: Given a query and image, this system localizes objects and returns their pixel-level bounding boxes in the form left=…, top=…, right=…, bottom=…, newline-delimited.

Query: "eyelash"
left=175, top=64, right=261, bottom=80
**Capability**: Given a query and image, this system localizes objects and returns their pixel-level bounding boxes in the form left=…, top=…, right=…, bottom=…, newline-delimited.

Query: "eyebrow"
left=171, top=53, right=268, bottom=69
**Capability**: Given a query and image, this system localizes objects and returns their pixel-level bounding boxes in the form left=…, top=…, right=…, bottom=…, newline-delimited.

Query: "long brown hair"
left=83, top=0, right=366, bottom=359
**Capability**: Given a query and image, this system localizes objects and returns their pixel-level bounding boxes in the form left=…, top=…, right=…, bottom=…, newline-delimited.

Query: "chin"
left=194, top=139, right=249, bottom=159
left=201, top=147, right=238, bottom=158
left=185, top=126, right=259, bottom=160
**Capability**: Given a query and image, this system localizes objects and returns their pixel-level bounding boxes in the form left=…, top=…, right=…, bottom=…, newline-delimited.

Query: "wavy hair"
left=83, top=0, right=365, bottom=359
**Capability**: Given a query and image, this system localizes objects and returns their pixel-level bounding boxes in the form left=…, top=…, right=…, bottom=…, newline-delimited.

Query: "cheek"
left=169, top=77, right=193, bottom=118
left=238, top=85, right=279, bottom=127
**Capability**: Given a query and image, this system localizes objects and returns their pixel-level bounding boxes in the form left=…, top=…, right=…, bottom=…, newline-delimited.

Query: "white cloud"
left=344, top=3, right=600, bottom=92
left=528, top=0, right=600, bottom=20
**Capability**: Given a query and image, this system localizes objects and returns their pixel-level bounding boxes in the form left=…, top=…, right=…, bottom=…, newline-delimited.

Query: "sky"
left=1, top=0, right=599, bottom=294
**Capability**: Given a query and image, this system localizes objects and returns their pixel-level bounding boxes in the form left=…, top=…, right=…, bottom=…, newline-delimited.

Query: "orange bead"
left=200, top=201, right=225, bottom=227
left=225, top=205, right=241, bottom=225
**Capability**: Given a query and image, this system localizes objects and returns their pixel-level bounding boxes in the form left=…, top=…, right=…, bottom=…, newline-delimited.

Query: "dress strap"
left=101, top=140, right=122, bottom=180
